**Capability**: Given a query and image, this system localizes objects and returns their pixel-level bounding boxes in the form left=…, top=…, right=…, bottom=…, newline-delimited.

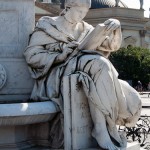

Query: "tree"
left=110, top=47, right=150, bottom=89
left=52, top=0, right=60, bottom=3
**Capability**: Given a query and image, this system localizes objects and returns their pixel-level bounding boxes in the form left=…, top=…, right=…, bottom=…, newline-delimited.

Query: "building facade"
left=35, top=0, right=150, bottom=49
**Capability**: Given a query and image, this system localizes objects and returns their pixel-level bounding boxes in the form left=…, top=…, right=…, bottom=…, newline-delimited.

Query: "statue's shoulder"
left=29, top=16, right=58, bottom=46
left=36, top=16, right=59, bottom=29
left=37, top=16, right=58, bottom=24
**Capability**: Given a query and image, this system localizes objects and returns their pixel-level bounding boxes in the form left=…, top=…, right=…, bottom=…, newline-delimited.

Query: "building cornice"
left=35, top=2, right=61, bottom=15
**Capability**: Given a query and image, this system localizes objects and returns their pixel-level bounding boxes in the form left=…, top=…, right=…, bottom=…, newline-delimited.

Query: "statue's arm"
left=104, top=19, right=122, bottom=51
left=108, top=27, right=122, bottom=51
left=55, top=41, right=79, bottom=62
left=97, top=19, right=122, bottom=53
left=24, top=30, right=78, bottom=69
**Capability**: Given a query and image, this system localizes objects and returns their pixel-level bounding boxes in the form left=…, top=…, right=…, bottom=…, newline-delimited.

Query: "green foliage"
left=52, top=0, right=61, bottom=3
left=110, top=47, right=150, bottom=88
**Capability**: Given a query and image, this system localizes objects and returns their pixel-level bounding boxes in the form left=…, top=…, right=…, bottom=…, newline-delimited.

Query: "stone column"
left=139, top=30, right=146, bottom=47
left=0, top=0, right=34, bottom=102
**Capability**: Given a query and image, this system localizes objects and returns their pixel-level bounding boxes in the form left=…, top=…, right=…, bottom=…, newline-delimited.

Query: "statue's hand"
left=62, top=47, right=74, bottom=57
left=66, top=41, right=79, bottom=49
left=104, top=19, right=120, bottom=31
left=62, top=41, right=79, bottom=57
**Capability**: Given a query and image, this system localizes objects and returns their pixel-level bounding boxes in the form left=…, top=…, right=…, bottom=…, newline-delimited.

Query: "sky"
left=122, top=0, right=150, bottom=18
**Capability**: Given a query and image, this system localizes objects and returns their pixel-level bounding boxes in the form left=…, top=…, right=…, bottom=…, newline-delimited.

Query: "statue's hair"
left=59, top=7, right=70, bottom=16
left=59, top=0, right=91, bottom=16
left=65, top=0, right=91, bottom=8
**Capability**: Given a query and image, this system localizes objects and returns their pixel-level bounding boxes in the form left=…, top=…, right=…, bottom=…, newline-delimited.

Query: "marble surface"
left=25, top=1, right=141, bottom=149
left=0, top=101, right=59, bottom=125
left=64, top=75, right=98, bottom=150
left=0, top=0, right=35, bottom=102
left=0, top=1, right=60, bottom=149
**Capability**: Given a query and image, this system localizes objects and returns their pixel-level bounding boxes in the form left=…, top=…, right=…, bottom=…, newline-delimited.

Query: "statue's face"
left=65, top=6, right=89, bottom=23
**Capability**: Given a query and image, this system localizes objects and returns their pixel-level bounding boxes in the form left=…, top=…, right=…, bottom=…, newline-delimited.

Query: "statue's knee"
left=100, top=57, right=111, bottom=71
left=94, top=57, right=111, bottom=72
left=78, top=55, right=111, bottom=75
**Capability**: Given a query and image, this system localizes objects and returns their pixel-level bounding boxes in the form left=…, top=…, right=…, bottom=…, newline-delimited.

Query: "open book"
left=78, top=23, right=110, bottom=50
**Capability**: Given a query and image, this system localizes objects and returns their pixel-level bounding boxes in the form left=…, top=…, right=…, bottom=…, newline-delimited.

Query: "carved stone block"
left=64, top=75, right=98, bottom=150
left=0, top=0, right=35, bottom=102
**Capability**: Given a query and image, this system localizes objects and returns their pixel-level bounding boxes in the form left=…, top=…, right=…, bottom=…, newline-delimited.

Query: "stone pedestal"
left=63, top=75, right=141, bottom=150
left=0, top=123, right=50, bottom=150
left=64, top=75, right=98, bottom=150
left=0, top=0, right=34, bottom=102
left=0, top=1, right=60, bottom=149
left=0, top=101, right=59, bottom=149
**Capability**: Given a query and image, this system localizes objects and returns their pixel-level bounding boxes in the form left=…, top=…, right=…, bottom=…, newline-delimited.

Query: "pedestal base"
left=0, top=101, right=59, bottom=150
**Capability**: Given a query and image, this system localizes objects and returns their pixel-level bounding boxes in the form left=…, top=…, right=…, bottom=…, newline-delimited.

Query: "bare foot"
left=88, top=101, right=120, bottom=150
left=92, top=128, right=118, bottom=150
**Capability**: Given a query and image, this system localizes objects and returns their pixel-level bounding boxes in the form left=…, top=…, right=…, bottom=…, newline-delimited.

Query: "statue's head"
left=60, top=0, right=91, bottom=23
left=65, top=0, right=91, bottom=9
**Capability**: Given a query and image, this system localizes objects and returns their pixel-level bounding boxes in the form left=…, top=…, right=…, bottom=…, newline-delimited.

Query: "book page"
left=78, top=23, right=109, bottom=50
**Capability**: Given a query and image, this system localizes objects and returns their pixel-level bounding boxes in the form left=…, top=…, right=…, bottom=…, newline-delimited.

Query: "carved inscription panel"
left=71, top=75, right=97, bottom=149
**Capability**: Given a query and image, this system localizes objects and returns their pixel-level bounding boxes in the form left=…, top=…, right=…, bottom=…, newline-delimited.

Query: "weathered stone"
left=24, top=0, right=142, bottom=149
left=0, top=1, right=60, bottom=149
left=0, top=0, right=35, bottom=102
left=64, top=75, right=98, bottom=150
left=0, top=101, right=59, bottom=125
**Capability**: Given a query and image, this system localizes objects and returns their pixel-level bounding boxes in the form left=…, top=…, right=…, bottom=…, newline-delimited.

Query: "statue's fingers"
left=67, top=37, right=73, bottom=42
left=67, top=48, right=73, bottom=52
left=68, top=43, right=78, bottom=48
left=106, top=22, right=115, bottom=30
left=104, top=19, right=111, bottom=25
left=110, top=24, right=119, bottom=30
left=113, top=25, right=119, bottom=30
left=71, top=41, right=79, bottom=45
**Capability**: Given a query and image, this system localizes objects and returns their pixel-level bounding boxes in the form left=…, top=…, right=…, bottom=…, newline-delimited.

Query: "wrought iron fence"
left=119, top=115, right=150, bottom=149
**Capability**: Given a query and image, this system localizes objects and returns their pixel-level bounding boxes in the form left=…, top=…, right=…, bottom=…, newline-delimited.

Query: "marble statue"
left=24, top=0, right=142, bottom=149
left=139, top=0, right=143, bottom=9
left=115, top=0, right=120, bottom=7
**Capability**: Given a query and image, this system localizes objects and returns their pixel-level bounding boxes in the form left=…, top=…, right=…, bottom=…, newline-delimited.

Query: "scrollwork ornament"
left=0, top=64, right=6, bottom=89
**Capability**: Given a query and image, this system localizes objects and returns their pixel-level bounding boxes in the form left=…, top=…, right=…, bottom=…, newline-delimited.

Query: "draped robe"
left=24, top=16, right=141, bottom=148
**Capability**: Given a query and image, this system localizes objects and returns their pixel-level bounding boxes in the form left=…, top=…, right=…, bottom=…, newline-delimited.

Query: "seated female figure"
left=24, top=0, right=141, bottom=149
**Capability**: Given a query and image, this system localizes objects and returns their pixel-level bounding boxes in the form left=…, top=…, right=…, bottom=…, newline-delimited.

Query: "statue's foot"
left=92, top=128, right=118, bottom=150
left=88, top=101, right=120, bottom=150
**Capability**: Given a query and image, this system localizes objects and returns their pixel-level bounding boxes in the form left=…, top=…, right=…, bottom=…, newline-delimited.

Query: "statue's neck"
left=55, top=16, right=83, bottom=41
left=57, top=16, right=77, bottom=31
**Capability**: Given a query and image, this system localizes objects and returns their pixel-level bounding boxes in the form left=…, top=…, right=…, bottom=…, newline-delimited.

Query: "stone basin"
left=0, top=101, right=59, bottom=126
